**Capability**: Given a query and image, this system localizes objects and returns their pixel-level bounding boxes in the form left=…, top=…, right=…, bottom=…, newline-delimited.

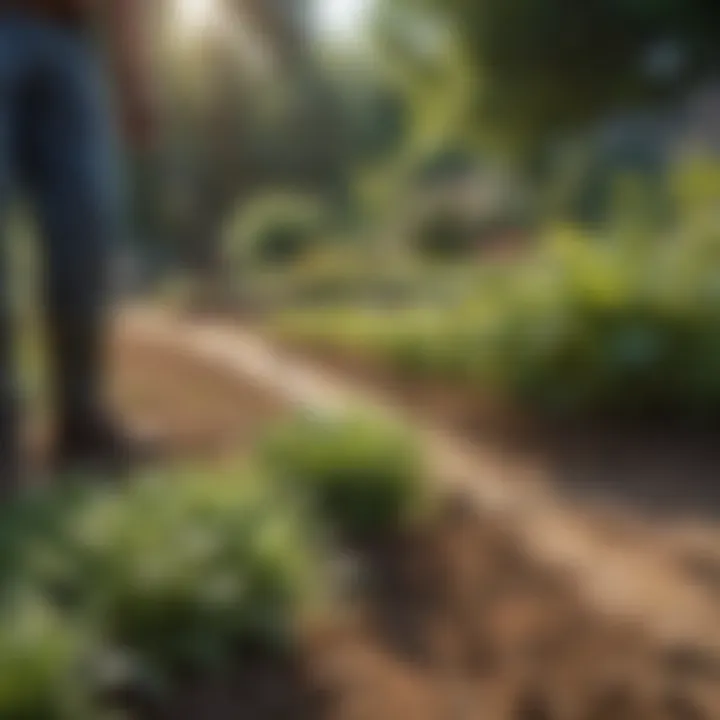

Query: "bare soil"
left=110, top=327, right=285, bottom=461
left=140, top=498, right=720, bottom=720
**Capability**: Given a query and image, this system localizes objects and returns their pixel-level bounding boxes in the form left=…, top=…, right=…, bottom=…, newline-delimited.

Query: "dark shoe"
left=0, top=406, right=21, bottom=502
left=54, top=414, right=161, bottom=481
left=0, top=461, right=20, bottom=502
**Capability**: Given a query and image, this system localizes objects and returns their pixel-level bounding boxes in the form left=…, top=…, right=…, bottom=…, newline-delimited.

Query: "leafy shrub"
left=259, top=412, right=426, bottom=537
left=413, top=207, right=475, bottom=260
left=414, top=146, right=477, bottom=186
left=670, top=155, right=720, bottom=229
left=407, top=172, right=530, bottom=262
left=0, top=592, right=98, bottom=720
left=274, top=220, right=720, bottom=418
left=278, top=247, right=372, bottom=305
left=0, top=416, right=430, bottom=714
left=16, top=468, right=321, bottom=678
left=481, top=227, right=720, bottom=415
left=225, top=193, right=328, bottom=268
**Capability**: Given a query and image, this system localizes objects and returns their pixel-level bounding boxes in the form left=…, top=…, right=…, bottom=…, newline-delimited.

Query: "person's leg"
left=18, top=23, right=128, bottom=474
left=0, top=20, right=26, bottom=495
left=0, top=165, right=18, bottom=496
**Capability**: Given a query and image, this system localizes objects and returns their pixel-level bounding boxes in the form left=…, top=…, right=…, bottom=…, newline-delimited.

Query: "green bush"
left=0, top=592, right=98, bottom=720
left=225, top=193, right=329, bottom=268
left=259, top=412, right=426, bottom=537
left=273, top=219, right=720, bottom=417
left=274, top=247, right=372, bottom=305
left=19, top=469, right=321, bottom=676
left=480, top=227, right=720, bottom=414
left=0, top=411, right=433, bottom=714
left=413, top=207, right=475, bottom=260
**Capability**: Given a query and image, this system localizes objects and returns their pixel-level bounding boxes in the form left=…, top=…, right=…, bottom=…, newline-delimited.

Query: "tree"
left=395, top=0, right=720, bottom=157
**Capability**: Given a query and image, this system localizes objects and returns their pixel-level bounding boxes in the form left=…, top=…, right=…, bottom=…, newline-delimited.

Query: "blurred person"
left=0, top=0, right=154, bottom=496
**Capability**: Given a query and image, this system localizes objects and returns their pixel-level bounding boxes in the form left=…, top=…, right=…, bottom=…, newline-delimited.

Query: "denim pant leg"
left=18, top=25, right=122, bottom=430
left=0, top=175, right=18, bottom=484
left=0, top=22, right=24, bottom=484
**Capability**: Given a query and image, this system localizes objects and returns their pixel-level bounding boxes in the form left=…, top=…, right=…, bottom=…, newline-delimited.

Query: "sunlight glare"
left=316, top=0, right=374, bottom=44
left=175, top=0, right=221, bottom=35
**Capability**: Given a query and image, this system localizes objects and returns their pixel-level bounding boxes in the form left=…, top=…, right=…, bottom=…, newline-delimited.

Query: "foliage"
left=671, top=155, right=720, bottom=228
left=394, top=0, right=720, bottom=155
left=225, top=193, right=329, bottom=268
left=274, top=209, right=720, bottom=418
left=0, top=409, right=433, bottom=712
left=413, top=206, right=475, bottom=260
left=469, top=229, right=720, bottom=414
left=272, top=248, right=443, bottom=308
left=338, top=76, right=411, bottom=167
left=19, top=469, right=320, bottom=676
left=0, top=463, right=323, bottom=713
left=264, top=247, right=373, bottom=305
left=0, top=592, right=98, bottom=720
left=259, top=412, right=427, bottom=537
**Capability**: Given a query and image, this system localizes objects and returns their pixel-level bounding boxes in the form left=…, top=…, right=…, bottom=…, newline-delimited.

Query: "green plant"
left=271, top=214, right=720, bottom=418
left=225, top=193, right=329, bottom=268
left=19, top=468, right=322, bottom=677
left=0, top=592, right=99, bottom=720
left=413, top=206, right=475, bottom=260
left=259, top=412, right=426, bottom=537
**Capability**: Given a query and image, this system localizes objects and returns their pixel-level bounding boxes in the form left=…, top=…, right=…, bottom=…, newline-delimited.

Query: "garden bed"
left=9, top=323, right=719, bottom=719
left=118, top=333, right=720, bottom=719
left=138, top=496, right=720, bottom=720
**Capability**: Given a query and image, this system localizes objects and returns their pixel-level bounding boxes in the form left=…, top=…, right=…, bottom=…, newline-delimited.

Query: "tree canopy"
left=398, top=0, right=720, bottom=155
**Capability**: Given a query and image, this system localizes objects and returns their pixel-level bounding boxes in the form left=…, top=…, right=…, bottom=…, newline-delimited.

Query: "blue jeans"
left=0, top=14, right=122, bottom=474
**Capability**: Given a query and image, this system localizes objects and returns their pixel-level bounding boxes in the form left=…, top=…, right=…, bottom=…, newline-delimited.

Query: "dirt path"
left=117, top=307, right=720, bottom=661
left=110, top=324, right=284, bottom=462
